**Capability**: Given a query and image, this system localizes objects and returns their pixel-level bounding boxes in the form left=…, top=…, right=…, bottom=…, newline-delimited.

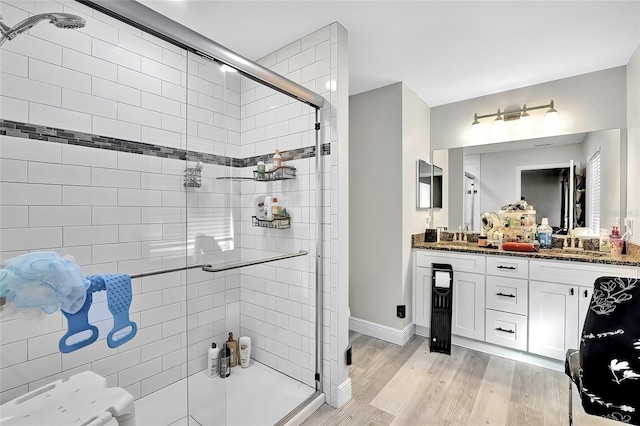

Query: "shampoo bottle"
left=227, top=332, right=239, bottom=367
left=239, top=336, right=251, bottom=368
left=219, top=343, right=231, bottom=378
left=272, top=149, right=283, bottom=169
left=207, top=342, right=220, bottom=377
left=271, top=198, right=281, bottom=217
left=537, top=218, right=553, bottom=249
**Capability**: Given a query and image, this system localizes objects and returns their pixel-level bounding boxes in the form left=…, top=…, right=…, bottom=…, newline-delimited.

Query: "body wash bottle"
left=219, top=343, right=231, bottom=378
left=227, top=332, right=239, bottom=367
left=239, top=336, right=251, bottom=368
left=207, top=342, right=220, bottom=377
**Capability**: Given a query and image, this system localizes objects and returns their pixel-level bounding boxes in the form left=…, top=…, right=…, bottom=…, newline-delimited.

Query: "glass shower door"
left=184, top=49, right=319, bottom=425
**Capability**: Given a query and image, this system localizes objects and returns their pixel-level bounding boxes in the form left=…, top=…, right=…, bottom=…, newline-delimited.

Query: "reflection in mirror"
left=417, top=159, right=431, bottom=209
left=417, top=160, right=443, bottom=209
left=432, top=129, right=627, bottom=235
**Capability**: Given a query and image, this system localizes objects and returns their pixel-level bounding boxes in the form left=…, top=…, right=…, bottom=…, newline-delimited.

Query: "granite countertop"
left=412, top=234, right=640, bottom=268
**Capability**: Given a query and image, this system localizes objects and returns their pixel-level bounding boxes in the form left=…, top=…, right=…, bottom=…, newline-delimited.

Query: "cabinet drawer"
left=485, top=309, right=527, bottom=351
left=486, top=276, right=528, bottom=315
left=415, top=250, right=485, bottom=274
left=486, top=256, right=528, bottom=279
left=529, top=260, right=638, bottom=286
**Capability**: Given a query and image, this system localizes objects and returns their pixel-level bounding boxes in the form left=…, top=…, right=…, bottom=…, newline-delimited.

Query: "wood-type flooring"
left=302, top=332, right=617, bottom=426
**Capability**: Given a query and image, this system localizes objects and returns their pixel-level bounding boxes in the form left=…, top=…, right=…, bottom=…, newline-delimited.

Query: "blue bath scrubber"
left=102, top=274, right=137, bottom=348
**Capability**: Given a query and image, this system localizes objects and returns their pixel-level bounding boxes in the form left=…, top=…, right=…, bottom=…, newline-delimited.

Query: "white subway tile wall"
left=0, top=0, right=241, bottom=403
left=0, top=0, right=344, bottom=410
left=240, top=24, right=336, bottom=390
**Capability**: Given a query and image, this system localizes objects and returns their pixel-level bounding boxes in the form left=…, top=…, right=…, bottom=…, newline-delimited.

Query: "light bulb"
left=518, top=110, right=533, bottom=132
left=470, top=121, right=483, bottom=140
left=492, top=110, right=506, bottom=134
left=543, top=100, right=559, bottom=129
left=543, top=109, right=559, bottom=129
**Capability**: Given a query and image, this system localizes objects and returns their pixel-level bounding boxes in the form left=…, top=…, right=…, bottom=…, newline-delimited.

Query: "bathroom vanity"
left=412, top=238, right=640, bottom=369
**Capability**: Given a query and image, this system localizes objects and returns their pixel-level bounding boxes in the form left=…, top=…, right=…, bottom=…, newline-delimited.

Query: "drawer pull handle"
left=495, top=327, right=515, bottom=334
left=497, top=265, right=516, bottom=270
left=496, top=292, right=516, bottom=298
left=584, top=289, right=589, bottom=298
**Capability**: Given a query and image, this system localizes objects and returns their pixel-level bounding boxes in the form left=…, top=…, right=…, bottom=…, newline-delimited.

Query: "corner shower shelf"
left=252, top=216, right=291, bottom=229
left=254, top=166, right=296, bottom=181
left=216, top=166, right=297, bottom=182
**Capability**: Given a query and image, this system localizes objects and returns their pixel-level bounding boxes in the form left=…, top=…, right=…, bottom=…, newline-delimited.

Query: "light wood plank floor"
left=303, top=332, right=616, bottom=426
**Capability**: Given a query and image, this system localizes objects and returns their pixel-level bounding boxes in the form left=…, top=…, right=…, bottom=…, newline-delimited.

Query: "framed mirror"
left=432, top=129, right=627, bottom=234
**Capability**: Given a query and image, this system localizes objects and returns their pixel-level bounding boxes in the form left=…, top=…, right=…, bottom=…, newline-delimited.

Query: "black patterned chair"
left=566, top=276, right=640, bottom=425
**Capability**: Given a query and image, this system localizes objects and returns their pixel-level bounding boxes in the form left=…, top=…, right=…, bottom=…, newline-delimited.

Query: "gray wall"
left=401, top=84, right=430, bottom=328
left=349, top=82, right=430, bottom=330
left=349, top=83, right=403, bottom=328
left=431, top=67, right=627, bottom=150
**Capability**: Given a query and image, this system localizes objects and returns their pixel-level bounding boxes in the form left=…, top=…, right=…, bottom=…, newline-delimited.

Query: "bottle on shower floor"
left=220, top=343, right=231, bottom=378
left=239, top=336, right=251, bottom=368
left=207, top=342, right=220, bottom=377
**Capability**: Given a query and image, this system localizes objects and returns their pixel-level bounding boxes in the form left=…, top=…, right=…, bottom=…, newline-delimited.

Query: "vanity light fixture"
left=471, top=100, right=558, bottom=132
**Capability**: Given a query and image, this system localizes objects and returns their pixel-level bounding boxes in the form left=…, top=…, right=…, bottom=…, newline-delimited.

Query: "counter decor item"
left=610, top=226, right=624, bottom=255
left=537, top=218, right=553, bottom=249
left=501, top=241, right=540, bottom=252
left=424, top=228, right=437, bottom=242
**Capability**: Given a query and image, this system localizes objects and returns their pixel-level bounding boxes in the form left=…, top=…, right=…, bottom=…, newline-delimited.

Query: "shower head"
left=0, top=13, right=85, bottom=46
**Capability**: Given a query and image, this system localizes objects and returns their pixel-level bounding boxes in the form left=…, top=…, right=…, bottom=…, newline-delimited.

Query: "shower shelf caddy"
left=252, top=216, right=291, bottom=229
left=216, top=166, right=296, bottom=182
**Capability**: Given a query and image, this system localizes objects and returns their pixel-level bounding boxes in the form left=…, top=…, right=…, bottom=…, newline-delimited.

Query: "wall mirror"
left=417, top=159, right=443, bottom=209
left=431, top=128, right=627, bottom=234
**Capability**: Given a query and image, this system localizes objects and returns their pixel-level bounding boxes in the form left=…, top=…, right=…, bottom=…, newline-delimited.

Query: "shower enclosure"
left=0, top=0, right=328, bottom=424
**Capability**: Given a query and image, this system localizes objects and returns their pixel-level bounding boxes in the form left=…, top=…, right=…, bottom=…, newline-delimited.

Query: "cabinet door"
left=414, top=267, right=432, bottom=328
left=578, top=286, right=594, bottom=338
left=452, top=272, right=485, bottom=340
left=529, top=280, right=578, bottom=360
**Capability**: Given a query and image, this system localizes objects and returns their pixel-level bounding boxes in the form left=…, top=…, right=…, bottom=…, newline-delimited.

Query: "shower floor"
left=135, top=361, right=315, bottom=426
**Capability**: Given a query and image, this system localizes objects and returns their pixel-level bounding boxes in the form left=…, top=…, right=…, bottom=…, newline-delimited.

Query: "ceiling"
left=139, top=1, right=640, bottom=107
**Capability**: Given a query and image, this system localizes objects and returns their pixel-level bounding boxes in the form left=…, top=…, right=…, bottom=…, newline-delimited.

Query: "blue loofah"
left=0, top=252, right=89, bottom=314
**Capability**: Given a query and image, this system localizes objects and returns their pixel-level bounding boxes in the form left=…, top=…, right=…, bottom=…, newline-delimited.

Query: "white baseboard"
left=414, top=325, right=564, bottom=372
left=349, top=317, right=415, bottom=346
left=330, top=378, right=352, bottom=408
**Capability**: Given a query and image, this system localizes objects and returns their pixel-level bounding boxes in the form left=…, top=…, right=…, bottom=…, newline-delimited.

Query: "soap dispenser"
left=537, top=218, right=553, bottom=249
left=610, top=225, right=623, bottom=255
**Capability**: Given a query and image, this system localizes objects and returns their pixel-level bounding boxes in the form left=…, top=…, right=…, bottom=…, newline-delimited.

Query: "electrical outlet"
left=396, top=305, right=406, bottom=319
left=624, top=218, right=634, bottom=236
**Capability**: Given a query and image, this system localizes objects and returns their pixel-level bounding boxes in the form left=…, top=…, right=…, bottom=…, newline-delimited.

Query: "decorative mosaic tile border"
left=0, top=119, right=330, bottom=167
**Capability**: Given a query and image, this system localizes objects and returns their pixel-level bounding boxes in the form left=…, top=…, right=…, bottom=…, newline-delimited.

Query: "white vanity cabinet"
left=528, top=260, right=639, bottom=361
left=451, top=271, right=485, bottom=340
left=413, top=265, right=432, bottom=329
left=528, top=280, right=579, bottom=360
left=484, top=256, right=529, bottom=351
left=413, top=248, right=639, bottom=368
left=413, top=251, right=485, bottom=340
